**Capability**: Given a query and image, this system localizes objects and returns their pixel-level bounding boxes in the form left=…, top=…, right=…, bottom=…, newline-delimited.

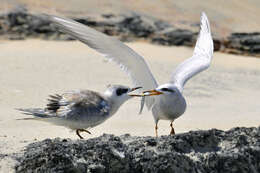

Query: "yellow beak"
left=142, top=89, right=163, bottom=96
left=128, top=88, right=163, bottom=97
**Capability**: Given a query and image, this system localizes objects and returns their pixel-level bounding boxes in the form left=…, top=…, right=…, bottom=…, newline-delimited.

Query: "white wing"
left=170, top=12, right=213, bottom=91
left=45, top=15, right=158, bottom=109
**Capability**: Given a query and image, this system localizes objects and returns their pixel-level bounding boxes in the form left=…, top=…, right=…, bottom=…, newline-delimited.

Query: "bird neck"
left=170, top=82, right=184, bottom=93
left=103, top=93, right=128, bottom=116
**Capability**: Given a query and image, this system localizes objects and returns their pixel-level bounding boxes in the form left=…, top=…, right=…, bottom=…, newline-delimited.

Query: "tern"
left=18, top=85, right=142, bottom=139
left=43, top=12, right=213, bottom=137
left=141, top=12, right=213, bottom=136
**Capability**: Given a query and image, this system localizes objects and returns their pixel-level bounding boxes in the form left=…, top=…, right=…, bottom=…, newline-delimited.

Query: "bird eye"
left=116, top=88, right=129, bottom=96
left=161, top=88, right=174, bottom=92
left=161, top=88, right=168, bottom=91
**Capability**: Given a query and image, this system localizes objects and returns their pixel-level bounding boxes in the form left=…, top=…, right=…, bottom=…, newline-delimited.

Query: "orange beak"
left=142, top=89, right=163, bottom=96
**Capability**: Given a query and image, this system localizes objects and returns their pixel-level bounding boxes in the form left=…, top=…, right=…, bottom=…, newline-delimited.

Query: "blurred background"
left=2, top=0, right=260, bottom=34
left=1, top=0, right=260, bottom=56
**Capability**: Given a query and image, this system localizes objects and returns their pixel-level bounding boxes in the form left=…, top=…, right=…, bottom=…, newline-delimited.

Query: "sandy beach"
left=0, top=40, right=260, bottom=171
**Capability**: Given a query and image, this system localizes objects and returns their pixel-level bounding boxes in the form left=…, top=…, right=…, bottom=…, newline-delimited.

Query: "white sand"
left=0, top=40, right=260, bottom=171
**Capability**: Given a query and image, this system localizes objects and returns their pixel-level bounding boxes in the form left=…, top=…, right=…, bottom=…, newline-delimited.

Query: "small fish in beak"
left=139, top=96, right=145, bottom=114
left=138, top=89, right=163, bottom=114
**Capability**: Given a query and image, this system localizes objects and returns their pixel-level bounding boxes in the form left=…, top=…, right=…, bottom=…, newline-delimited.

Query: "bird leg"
left=76, top=129, right=91, bottom=139
left=155, top=123, right=158, bottom=137
left=170, top=122, right=175, bottom=135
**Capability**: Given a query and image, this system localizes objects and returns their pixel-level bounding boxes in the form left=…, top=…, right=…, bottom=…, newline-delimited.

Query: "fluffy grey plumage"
left=18, top=85, right=141, bottom=139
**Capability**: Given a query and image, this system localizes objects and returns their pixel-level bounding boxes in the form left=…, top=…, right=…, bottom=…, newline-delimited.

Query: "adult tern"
left=141, top=12, right=213, bottom=136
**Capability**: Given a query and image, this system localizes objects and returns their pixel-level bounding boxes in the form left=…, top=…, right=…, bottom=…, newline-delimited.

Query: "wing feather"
left=170, top=12, right=214, bottom=91
left=45, top=14, right=158, bottom=109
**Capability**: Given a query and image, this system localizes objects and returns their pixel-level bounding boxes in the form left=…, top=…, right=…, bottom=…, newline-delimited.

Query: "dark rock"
left=15, top=126, right=260, bottom=173
left=72, top=13, right=172, bottom=40
left=0, top=9, right=197, bottom=47
left=225, top=32, right=260, bottom=56
left=2, top=8, right=260, bottom=57
left=115, top=13, right=167, bottom=38
left=0, top=8, right=57, bottom=39
left=213, top=38, right=222, bottom=51
left=152, top=28, right=195, bottom=46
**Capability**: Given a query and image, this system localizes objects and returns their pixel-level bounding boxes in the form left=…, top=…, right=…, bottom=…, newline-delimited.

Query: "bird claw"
left=170, top=122, right=175, bottom=135
left=76, top=129, right=91, bottom=139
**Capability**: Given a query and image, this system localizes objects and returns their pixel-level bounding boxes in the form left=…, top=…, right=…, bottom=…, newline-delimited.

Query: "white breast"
left=152, top=94, right=186, bottom=122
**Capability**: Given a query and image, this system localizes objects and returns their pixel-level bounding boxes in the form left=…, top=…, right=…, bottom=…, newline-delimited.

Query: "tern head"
left=104, top=84, right=142, bottom=105
left=142, top=83, right=180, bottom=97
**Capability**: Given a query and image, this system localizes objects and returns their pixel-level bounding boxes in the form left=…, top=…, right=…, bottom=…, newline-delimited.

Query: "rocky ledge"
left=15, top=127, right=260, bottom=173
left=1, top=8, right=260, bottom=57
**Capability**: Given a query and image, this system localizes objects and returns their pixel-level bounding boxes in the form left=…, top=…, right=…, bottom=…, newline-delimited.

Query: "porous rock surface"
left=16, top=127, right=260, bottom=173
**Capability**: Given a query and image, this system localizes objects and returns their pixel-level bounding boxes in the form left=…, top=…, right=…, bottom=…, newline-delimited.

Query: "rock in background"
left=1, top=8, right=260, bottom=57
left=0, top=8, right=197, bottom=44
left=224, top=33, right=260, bottom=57
left=15, top=127, right=260, bottom=173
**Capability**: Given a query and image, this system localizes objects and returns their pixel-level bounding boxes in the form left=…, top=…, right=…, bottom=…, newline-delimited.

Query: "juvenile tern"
left=18, top=85, right=141, bottom=139
left=44, top=12, right=213, bottom=136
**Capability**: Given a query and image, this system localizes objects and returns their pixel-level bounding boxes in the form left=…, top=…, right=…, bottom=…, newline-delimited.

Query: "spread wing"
left=170, top=12, right=214, bottom=91
left=45, top=14, right=158, bottom=110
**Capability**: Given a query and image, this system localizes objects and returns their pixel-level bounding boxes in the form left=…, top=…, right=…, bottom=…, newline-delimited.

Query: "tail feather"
left=46, top=94, right=63, bottom=112
left=16, top=108, right=52, bottom=118
left=16, top=108, right=64, bottom=127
